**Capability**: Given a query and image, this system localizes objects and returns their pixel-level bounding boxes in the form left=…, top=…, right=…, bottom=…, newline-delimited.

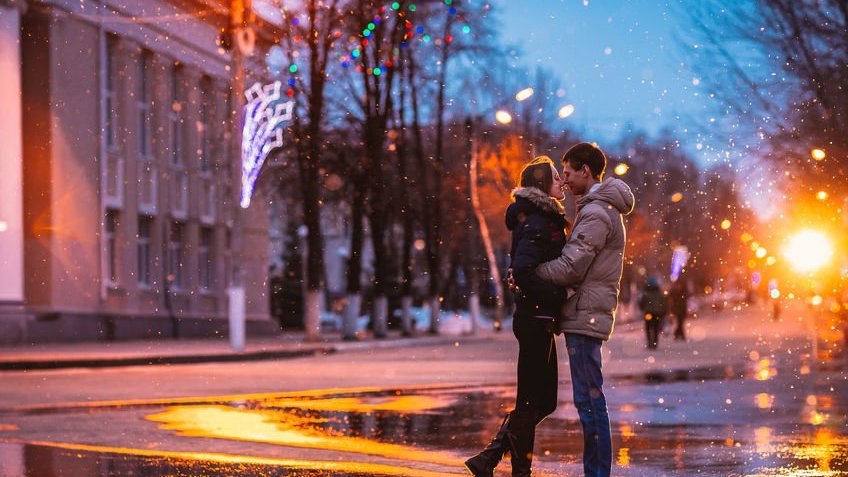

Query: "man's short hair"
left=562, top=142, right=606, bottom=180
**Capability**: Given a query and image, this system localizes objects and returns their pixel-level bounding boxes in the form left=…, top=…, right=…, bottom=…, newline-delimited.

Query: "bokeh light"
left=614, top=163, right=629, bottom=176
left=495, top=110, right=513, bottom=124
left=782, top=229, right=833, bottom=273
left=558, top=104, right=575, bottom=118
left=720, top=219, right=731, bottom=230
left=811, top=148, right=826, bottom=161
left=515, top=87, right=534, bottom=102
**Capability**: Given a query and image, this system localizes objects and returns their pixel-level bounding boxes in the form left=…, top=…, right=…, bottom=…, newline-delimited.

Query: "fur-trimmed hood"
left=505, top=187, right=565, bottom=231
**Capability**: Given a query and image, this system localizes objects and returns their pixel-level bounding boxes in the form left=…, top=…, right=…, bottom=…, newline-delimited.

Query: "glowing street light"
left=515, top=87, right=534, bottom=102
left=495, top=110, right=513, bottom=124
left=783, top=229, right=833, bottom=273
left=558, top=104, right=575, bottom=119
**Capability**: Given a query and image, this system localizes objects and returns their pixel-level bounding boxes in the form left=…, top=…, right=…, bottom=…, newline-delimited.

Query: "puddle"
left=1, top=369, right=846, bottom=476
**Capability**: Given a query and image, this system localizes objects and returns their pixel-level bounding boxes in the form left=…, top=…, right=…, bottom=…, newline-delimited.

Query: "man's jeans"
left=565, top=333, right=612, bottom=477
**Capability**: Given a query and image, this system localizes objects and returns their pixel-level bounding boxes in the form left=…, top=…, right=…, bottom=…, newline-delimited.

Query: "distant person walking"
left=669, top=280, right=689, bottom=341
left=536, top=142, right=635, bottom=477
left=465, top=156, right=567, bottom=477
left=639, top=277, right=667, bottom=350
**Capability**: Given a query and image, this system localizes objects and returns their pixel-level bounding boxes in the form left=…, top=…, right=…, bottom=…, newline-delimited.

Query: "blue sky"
left=496, top=0, right=712, bottom=150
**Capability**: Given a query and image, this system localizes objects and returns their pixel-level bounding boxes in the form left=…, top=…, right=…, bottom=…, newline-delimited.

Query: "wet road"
left=0, top=304, right=846, bottom=476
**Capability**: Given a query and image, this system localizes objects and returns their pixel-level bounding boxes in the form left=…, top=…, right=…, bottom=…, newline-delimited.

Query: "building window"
left=138, top=50, right=152, bottom=158
left=137, top=216, right=152, bottom=286
left=170, top=63, right=183, bottom=166
left=199, top=227, right=214, bottom=290
left=198, top=76, right=213, bottom=172
left=105, top=210, right=119, bottom=284
left=167, top=222, right=184, bottom=290
left=104, top=35, right=118, bottom=149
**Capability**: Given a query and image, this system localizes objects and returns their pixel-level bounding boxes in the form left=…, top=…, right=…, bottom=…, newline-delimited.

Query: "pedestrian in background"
left=465, top=156, right=567, bottom=477
left=639, top=276, right=667, bottom=350
left=669, top=279, right=689, bottom=341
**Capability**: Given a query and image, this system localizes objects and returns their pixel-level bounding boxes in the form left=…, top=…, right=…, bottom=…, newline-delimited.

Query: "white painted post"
left=228, top=286, right=246, bottom=352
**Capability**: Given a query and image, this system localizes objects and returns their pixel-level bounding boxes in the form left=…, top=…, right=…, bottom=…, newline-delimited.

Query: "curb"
left=0, top=333, right=499, bottom=371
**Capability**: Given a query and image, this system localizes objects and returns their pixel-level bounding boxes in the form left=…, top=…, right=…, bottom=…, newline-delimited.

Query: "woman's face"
left=548, top=166, right=566, bottom=200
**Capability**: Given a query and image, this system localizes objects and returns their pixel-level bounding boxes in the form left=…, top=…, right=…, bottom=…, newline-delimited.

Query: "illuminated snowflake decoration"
left=240, top=81, right=294, bottom=208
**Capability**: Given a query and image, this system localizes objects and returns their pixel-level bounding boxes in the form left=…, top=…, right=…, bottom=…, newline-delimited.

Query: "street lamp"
left=557, top=104, right=575, bottom=119
left=782, top=228, right=834, bottom=425
left=783, top=229, right=833, bottom=274
left=495, top=110, right=513, bottom=125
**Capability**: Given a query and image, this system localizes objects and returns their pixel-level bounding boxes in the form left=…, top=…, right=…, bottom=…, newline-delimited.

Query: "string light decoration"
left=240, top=81, right=294, bottom=208
left=339, top=0, right=472, bottom=75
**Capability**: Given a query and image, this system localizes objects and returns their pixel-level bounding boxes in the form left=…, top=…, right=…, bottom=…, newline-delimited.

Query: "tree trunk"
left=397, top=60, right=415, bottom=337
left=343, top=182, right=365, bottom=340
left=365, top=122, right=389, bottom=339
left=407, top=49, right=440, bottom=335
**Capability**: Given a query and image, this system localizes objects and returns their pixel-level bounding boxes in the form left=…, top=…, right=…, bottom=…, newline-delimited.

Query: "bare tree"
left=275, top=0, right=345, bottom=340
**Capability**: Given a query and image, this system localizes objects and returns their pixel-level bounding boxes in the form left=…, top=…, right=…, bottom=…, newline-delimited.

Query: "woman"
left=465, top=156, right=567, bottom=477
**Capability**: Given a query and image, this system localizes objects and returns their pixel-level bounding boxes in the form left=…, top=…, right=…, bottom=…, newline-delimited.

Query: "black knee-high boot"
left=506, top=410, right=536, bottom=477
left=465, top=413, right=511, bottom=477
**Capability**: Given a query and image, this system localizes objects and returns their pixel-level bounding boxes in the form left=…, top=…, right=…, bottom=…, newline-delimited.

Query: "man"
left=536, top=142, right=634, bottom=477
left=638, top=276, right=667, bottom=349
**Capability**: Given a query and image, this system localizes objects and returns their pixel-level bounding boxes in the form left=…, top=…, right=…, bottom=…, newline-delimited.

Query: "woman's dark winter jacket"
left=506, top=187, right=568, bottom=318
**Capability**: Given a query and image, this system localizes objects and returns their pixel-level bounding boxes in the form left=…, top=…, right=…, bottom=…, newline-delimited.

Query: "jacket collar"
left=511, top=187, right=565, bottom=215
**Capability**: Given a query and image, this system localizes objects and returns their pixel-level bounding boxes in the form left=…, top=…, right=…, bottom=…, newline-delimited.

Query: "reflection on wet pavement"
left=0, top=440, right=444, bottom=477
left=0, top=365, right=846, bottom=476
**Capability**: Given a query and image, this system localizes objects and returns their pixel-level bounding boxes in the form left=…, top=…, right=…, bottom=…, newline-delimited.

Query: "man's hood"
left=505, top=187, right=564, bottom=231
left=578, top=177, right=635, bottom=215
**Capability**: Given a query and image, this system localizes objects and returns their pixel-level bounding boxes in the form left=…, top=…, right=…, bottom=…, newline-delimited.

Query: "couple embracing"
left=465, top=143, right=635, bottom=477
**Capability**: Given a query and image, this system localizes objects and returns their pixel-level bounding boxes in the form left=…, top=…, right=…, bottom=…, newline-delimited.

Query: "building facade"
left=0, top=0, right=275, bottom=343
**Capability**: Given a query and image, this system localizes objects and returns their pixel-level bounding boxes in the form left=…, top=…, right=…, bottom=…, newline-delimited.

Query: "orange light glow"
left=614, top=163, right=629, bottom=176
left=12, top=440, right=447, bottom=477
left=720, top=219, right=731, bottom=230
left=811, top=148, right=826, bottom=161
left=755, top=393, right=774, bottom=408
left=617, top=447, right=631, bottom=467
left=816, top=191, right=828, bottom=200
left=783, top=230, right=833, bottom=273
left=670, top=192, right=683, bottom=203
left=146, top=404, right=462, bottom=467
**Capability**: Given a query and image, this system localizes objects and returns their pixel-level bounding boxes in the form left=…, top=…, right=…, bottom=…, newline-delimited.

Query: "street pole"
left=467, top=116, right=505, bottom=331
left=227, top=0, right=249, bottom=352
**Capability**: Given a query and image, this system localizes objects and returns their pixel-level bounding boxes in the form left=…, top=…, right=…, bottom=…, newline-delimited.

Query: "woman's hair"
left=519, top=156, right=557, bottom=193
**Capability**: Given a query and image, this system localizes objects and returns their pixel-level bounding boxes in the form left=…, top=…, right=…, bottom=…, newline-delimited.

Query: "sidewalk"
left=0, top=300, right=817, bottom=377
left=0, top=324, right=501, bottom=371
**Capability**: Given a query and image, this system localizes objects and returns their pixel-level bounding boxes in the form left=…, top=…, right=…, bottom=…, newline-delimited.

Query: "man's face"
left=562, top=161, right=590, bottom=196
